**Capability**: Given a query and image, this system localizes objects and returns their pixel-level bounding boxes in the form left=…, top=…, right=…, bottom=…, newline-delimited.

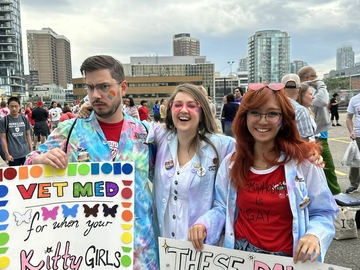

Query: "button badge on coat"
left=197, top=167, right=206, bottom=177
left=165, top=158, right=174, bottom=170
left=299, top=197, right=311, bottom=210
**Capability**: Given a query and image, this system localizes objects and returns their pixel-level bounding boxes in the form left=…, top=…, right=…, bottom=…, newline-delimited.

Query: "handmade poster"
left=159, top=237, right=352, bottom=270
left=0, top=162, right=135, bottom=269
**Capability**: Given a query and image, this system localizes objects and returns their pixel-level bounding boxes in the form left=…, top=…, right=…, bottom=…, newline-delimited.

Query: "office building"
left=30, top=83, right=66, bottom=105
left=173, top=33, right=200, bottom=56
left=290, top=60, right=308, bottom=74
left=27, top=28, right=72, bottom=89
left=336, top=45, right=355, bottom=70
left=73, top=55, right=214, bottom=104
left=0, top=0, right=25, bottom=97
left=248, top=30, right=290, bottom=83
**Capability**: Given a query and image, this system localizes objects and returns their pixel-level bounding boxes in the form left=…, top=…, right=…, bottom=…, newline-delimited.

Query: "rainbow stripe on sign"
left=0, top=162, right=134, bottom=269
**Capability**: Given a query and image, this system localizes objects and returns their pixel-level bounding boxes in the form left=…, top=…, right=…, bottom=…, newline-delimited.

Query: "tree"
left=323, top=77, right=350, bottom=91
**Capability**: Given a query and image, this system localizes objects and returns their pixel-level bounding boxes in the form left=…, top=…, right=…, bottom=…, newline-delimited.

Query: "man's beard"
left=93, top=98, right=122, bottom=118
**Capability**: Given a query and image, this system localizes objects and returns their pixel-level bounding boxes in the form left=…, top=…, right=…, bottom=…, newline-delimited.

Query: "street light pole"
left=228, top=61, right=234, bottom=77
left=227, top=61, right=234, bottom=94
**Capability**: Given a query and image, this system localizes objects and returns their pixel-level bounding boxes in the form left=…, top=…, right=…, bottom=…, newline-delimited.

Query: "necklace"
left=252, top=163, right=270, bottom=169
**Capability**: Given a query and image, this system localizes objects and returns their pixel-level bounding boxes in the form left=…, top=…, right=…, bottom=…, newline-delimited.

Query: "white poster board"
left=159, top=237, right=351, bottom=270
left=0, top=162, right=135, bottom=269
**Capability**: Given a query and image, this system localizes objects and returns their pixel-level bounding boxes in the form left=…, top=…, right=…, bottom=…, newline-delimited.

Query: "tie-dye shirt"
left=25, top=111, right=159, bottom=270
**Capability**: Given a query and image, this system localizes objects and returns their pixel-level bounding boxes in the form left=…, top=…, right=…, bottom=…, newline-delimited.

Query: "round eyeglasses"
left=247, top=111, right=282, bottom=124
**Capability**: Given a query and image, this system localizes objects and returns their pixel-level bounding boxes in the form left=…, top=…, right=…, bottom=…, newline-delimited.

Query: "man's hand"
left=293, top=234, right=320, bottom=263
left=5, top=153, right=13, bottom=163
left=78, top=102, right=93, bottom=118
left=32, top=148, right=68, bottom=169
left=188, top=224, right=207, bottom=251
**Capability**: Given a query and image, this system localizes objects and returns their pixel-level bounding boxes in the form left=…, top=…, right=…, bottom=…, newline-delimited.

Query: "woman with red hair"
left=189, top=83, right=338, bottom=264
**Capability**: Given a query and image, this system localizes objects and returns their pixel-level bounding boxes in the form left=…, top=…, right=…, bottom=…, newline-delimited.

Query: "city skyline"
left=20, top=0, right=360, bottom=80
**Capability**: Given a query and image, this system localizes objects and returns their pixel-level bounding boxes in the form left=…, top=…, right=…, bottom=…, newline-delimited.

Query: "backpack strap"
left=64, top=118, right=78, bottom=154
left=4, top=115, right=8, bottom=134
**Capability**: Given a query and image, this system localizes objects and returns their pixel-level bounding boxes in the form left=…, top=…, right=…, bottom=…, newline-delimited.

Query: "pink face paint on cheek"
left=171, top=107, right=182, bottom=113
left=276, top=119, right=282, bottom=127
left=107, top=90, right=116, bottom=100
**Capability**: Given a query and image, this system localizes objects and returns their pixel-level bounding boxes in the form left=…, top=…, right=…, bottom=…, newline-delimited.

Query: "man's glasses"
left=248, top=83, right=285, bottom=91
left=170, top=101, right=201, bottom=113
left=247, top=111, right=282, bottom=124
left=84, top=82, right=121, bottom=93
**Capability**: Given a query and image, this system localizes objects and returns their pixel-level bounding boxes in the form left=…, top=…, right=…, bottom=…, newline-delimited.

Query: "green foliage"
left=323, top=77, right=351, bottom=91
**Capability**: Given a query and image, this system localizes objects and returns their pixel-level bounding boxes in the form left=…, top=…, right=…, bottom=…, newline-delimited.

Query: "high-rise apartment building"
left=336, top=45, right=355, bottom=70
left=0, top=0, right=25, bottom=97
left=173, top=33, right=200, bottom=56
left=27, top=28, right=72, bottom=88
left=248, top=30, right=290, bottom=83
left=237, top=53, right=248, bottom=72
left=290, top=60, right=308, bottom=74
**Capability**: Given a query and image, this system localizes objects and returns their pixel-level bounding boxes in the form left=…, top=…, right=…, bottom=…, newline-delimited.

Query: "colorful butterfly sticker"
left=83, top=204, right=100, bottom=217
left=102, top=204, right=118, bottom=218
left=13, top=209, right=32, bottom=226
left=41, top=206, right=59, bottom=221
left=61, top=204, right=79, bottom=218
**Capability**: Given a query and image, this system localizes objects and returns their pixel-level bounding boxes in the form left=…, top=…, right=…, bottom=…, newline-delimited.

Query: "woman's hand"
left=293, top=234, right=320, bottom=263
left=78, top=102, right=93, bottom=118
left=188, top=224, right=207, bottom=251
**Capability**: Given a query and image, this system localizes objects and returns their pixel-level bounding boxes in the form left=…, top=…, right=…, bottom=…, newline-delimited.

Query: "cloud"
left=20, top=0, right=360, bottom=79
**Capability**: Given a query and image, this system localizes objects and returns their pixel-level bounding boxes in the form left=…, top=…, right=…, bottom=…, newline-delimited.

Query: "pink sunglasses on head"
left=248, top=83, right=285, bottom=91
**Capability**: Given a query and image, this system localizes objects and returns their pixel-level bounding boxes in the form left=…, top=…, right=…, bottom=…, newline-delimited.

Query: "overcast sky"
left=20, top=0, right=360, bottom=79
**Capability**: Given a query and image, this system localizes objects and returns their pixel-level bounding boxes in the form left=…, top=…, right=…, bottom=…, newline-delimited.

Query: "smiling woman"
left=188, top=84, right=339, bottom=265
left=148, top=83, right=236, bottom=242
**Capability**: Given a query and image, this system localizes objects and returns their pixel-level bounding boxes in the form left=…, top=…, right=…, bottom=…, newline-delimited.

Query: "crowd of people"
left=0, top=98, right=81, bottom=164
left=3, top=54, right=355, bottom=269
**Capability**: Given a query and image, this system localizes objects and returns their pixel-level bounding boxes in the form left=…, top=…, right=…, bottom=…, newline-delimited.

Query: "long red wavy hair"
left=230, top=87, right=321, bottom=189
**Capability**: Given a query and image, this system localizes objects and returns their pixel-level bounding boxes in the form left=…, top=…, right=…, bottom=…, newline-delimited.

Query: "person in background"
left=59, top=104, right=77, bottom=122
left=49, top=101, right=62, bottom=130
left=0, top=101, right=9, bottom=118
left=31, top=100, right=50, bottom=149
left=234, top=87, right=243, bottom=103
left=222, top=94, right=239, bottom=137
left=0, top=100, right=10, bottom=160
left=189, top=83, right=338, bottom=264
left=152, top=100, right=161, bottom=122
left=281, top=74, right=314, bottom=141
left=25, top=55, right=159, bottom=269
left=160, top=98, right=167, bottom=123
left=138, top=100, right=152, bottom=121
left=0, top=97, right=32, bottom=166
left=219, top=95, right=227, bottom=133
left=24, top=102, right=35, bottom=143
left=124, top=97, right=139, bottom=119
left=345, top=92, right=360, bottom=193
left=330, top=93, right=341, bottom=126
left=198, top=86, right=216, bottom=117
left=298, top=66, right=342, bottom=196
left=148, top=83, right=235, bottom=241
left=297, top=83, right=317, bottom=142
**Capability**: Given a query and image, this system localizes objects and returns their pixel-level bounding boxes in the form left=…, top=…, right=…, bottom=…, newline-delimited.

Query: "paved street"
left=323, top=112, right=360, bottom=270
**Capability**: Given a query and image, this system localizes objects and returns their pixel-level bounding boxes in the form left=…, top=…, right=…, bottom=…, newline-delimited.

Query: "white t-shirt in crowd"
left=49, top=107, right=62, bottom=121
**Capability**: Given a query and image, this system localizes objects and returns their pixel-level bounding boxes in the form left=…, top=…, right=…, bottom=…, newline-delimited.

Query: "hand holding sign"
left=188, top=224, right=207, bottom=251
